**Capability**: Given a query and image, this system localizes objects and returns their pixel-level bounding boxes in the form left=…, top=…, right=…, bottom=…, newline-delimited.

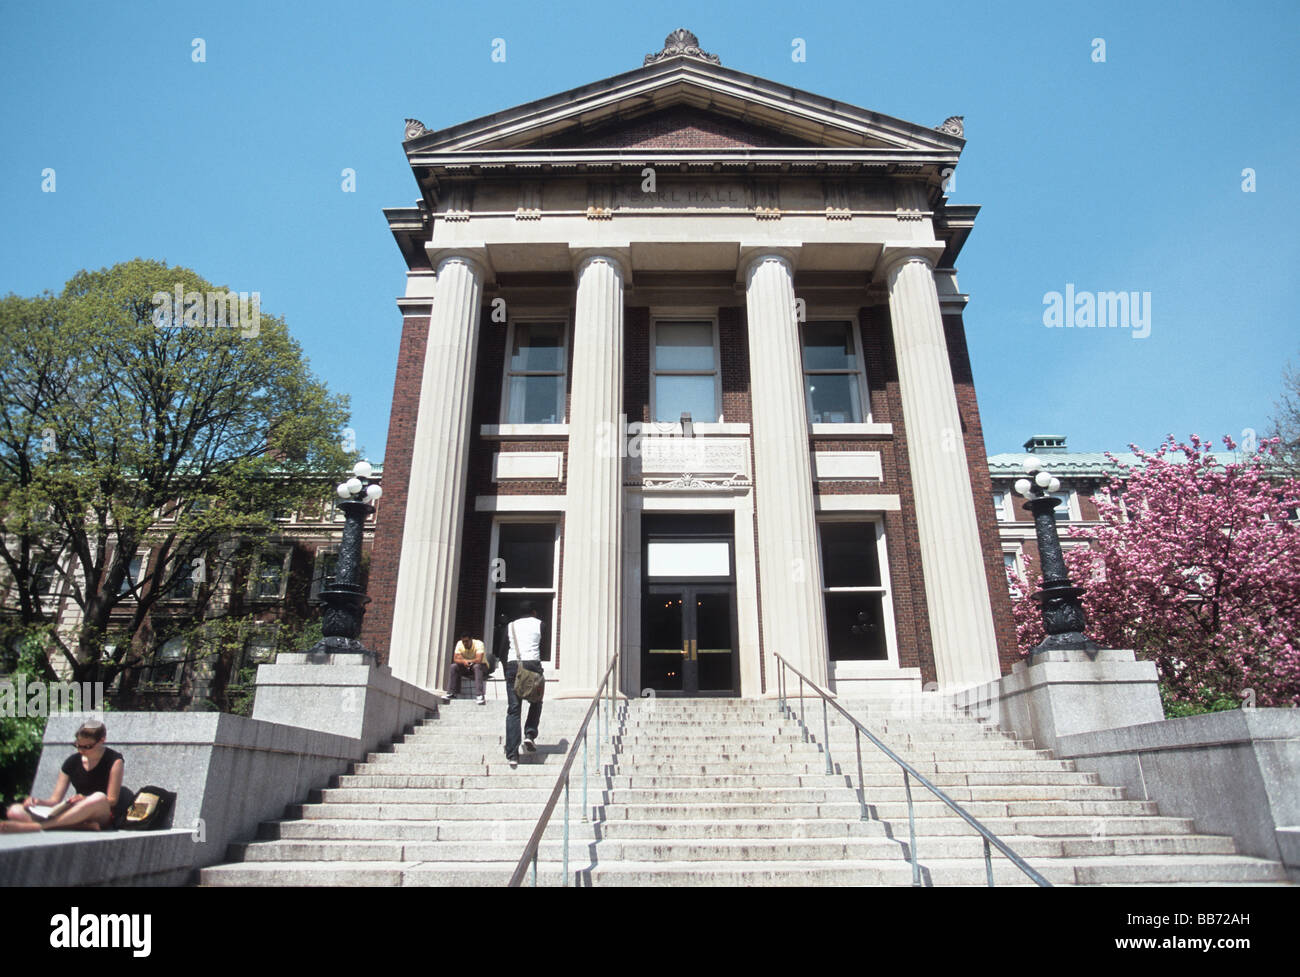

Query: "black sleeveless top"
left=61, top=747, right=123, bottom=797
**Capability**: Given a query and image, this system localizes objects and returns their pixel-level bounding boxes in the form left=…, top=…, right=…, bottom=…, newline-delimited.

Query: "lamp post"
left=1014, top=459, right=1099, bottom=659
left=307, top=461, right=382, bottom=660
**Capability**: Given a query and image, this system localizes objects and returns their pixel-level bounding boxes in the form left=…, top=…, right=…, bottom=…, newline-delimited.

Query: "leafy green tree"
left=0, top=259, right=352, bottom=685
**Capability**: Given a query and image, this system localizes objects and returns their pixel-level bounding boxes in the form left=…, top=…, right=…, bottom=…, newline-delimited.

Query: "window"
left=802, top=320, right=867, bottom=423
left=993, top=491, right=1010, bottom=522
left=1003, top=550, right=1024, bottom=597
left=118, top=555, right=144, bottom=598
left=250, top=549, right=291, bottom=600
left=167, top=556, right=198, bottom=600
left=651, top=320, right=719, bottom=423
left=818, top=521, right=893, bottom=661
left=32, top=561, right=60, bottom=599
left=488, top=521, right=559, bottom=663
left=503, top=321, right=567, bottom=424
left=151, top=636, right=186, bottom=685
left=310, top=548, right=339, bottom=602
left=1049, top=491, right=1074, bottom=522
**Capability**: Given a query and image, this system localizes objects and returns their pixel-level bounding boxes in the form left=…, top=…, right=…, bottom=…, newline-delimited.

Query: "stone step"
left=200, top=852, right=1286, bottom=888
left=602, top=798, right=1158, bottom=820
left=332, top=771, right=1096, bottom=791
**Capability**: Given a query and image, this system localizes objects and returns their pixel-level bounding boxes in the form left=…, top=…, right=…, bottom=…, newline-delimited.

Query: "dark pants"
left=447, top=662, right=487, bottom=698
left=504, top=660, right=543, bottom=761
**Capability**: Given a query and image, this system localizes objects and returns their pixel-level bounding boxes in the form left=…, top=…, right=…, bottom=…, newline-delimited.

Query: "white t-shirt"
left=507, top=616, right=542, bottom=663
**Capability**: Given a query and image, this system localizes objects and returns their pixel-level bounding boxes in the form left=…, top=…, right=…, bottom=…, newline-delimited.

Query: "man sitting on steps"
left=503, top=603, right=543, bottom=770
left=443, top=633, right=487, bottom=705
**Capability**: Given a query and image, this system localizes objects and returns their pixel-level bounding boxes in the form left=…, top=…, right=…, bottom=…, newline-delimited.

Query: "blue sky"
left=2, top=0, right=1297, bottom=461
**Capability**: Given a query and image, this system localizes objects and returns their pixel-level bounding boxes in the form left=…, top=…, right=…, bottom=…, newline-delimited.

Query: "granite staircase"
left=199, top=695, right=1289, bottom=886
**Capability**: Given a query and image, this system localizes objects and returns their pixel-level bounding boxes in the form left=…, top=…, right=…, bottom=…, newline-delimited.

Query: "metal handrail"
left=773, top=653, right=1051, bottom=887
left=507, top=652, right=620, bottom=887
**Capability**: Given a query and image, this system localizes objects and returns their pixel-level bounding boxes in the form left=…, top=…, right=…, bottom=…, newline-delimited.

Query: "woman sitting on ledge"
left=1, top=720, right=124, bottom=834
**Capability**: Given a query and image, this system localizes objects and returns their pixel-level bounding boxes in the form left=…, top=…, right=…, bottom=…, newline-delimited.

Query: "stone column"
left=557, top=253, right=626, bottom=697
left=881, top=245, right=1001, bottom=689
left=388, top=254, right=485, bottom=690
left=744, top=252, right=830, bottom=690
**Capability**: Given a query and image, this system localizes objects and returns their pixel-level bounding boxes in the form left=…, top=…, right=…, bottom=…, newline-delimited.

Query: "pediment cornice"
left=404, top=56, right=963, bottom=160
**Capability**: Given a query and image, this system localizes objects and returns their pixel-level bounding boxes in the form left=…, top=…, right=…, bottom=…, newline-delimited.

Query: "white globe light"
left=365, top=484, right=382, bottom=500
left=1023, top=458, right=1041, bottom=474
left=345, top=477, right=363, bottom=495
left=1014, top=478, right=1032, bottom=497
left=1035, top=470, right=1052, bottom=488
left=336, top=483, right=351, bottom=499
left=353, top=460, right=373, bottom=479
left=1048, top=477, right=1061, bottom=493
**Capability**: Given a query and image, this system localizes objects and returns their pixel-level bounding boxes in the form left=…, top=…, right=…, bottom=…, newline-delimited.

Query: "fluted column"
left=883, top=247, right=1000, bottom=689
left=745, top=252, right=830, bottom=689
left=557, top=254, right=626, bottom=697
left=388, top=254, right=485, bottom=689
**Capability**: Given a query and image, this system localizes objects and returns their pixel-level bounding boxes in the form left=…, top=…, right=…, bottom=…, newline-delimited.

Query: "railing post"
left=777, top=657, right=784, bottom=716
left=821, top=697, right=833, bottom=774
left=855, top=727, right=867, bottom=821
left=563, top=775, right=570, bottom=887
left=984, top=836, right=994, bottom=888
left=530, top=850, right=537, bottom=887
left=596, top=688, right=602, bottom=776
left=904, top=770, right=920, bottom=887
left=582, top=732, right=589, bottom=823
left=799, top=676, right=807, bottom=742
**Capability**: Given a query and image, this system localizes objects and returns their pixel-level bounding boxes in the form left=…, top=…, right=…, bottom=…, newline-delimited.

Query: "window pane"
left=654, top=375, right=716, bottom=422
left=507, top=375, right=562, bottom=424
left=496, top=524, right=555, bottom=589
left=803, top=321, right=856, bottom=370
left=655, top=322, right=713, bottom=371
left=825, top=592, right=887, bottom=660
left=819, top=523, right=881, bottom=587
left=510, top=322, right=564, bottom=372
left=257, top=554, right=283, bottom=597
left=806, top=374, right=861, bottom=423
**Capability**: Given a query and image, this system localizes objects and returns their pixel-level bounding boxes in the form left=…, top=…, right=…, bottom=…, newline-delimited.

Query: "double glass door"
left=643, top=584, right=737, bottom=695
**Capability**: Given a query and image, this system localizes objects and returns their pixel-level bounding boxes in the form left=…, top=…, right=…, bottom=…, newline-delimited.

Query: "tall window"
left=310, top=548, right=339, bottom=602
left=818, top=521, right=891, bottom=660
left=118, top=555, right=144, bottom=597
left=489, top=522, right=558, bottom=663
left=251, top=550, right=290, bottom=600
left=151, top=636, right=186, bottom=685
left=651, top=320, right=719, bottom=423
left=802, top=320, right=867, bottom=423
left=504, top=321, right=566, bottom=424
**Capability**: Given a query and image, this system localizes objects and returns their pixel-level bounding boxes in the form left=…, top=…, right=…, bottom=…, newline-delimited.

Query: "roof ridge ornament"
left=404, top=118, right=429, bottom=141
left=935, top=115, right=964, bottom=137
left=644, top=28, right=721, bottom=66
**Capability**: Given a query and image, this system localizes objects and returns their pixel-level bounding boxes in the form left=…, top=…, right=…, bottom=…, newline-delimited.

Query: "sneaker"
left=508, top=758, right=518, bottom=769
left=476, top=695, right=485, bottom=705
left=440, top=693, right=452, bottom=704
left=522, top=737, right=536, bottom=753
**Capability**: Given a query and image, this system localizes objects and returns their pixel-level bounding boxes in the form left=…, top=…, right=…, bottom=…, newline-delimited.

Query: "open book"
left=26, top=798, right=76, bottom=822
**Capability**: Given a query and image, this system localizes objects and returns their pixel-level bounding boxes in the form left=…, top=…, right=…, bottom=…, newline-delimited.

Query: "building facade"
left=364, top=31, right=1020, bottom=698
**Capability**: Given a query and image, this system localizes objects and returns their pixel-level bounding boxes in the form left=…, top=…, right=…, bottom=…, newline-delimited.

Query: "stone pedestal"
left=253, top=653, right=441, bottom=745
left=948, top=648, right=1163, bottom=754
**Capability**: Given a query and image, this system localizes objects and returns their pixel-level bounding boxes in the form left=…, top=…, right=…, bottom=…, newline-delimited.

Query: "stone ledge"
left=0, top=829, right=196, bottom=886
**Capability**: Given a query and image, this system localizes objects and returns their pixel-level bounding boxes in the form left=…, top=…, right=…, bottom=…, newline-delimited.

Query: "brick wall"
left=361, top=312, right=430, bottom=663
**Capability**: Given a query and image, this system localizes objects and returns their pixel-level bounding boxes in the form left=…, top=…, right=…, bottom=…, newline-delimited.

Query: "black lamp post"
left=1014, top=459, right=1099, bottom=659
left=306, top=461, right=381, bottom=660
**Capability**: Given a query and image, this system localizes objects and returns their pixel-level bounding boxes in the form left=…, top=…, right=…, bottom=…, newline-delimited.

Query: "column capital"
left=875, top=242, right=946, bottom=282
left=739, top=245, right=800, bottom=286
left=570, top=247, right=631, bottom=284
left=425, top=245, right=494, bottom=284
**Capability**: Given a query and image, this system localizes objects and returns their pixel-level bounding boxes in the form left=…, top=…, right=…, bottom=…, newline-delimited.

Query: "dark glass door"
left=643, top=584, right=737, bottom=696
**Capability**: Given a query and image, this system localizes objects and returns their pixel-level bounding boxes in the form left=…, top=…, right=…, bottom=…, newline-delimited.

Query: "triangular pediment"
left=404, top=54, right=963, bottom=157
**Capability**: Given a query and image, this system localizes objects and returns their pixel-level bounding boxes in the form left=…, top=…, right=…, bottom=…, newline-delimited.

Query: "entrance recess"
left=640, top=513, right=738, bottom=696
left=644, top=585, right=738, bottom=695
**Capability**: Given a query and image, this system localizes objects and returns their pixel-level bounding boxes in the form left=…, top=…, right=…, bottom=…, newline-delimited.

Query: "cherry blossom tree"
left=1006, top=435, right=1300, bottom=710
